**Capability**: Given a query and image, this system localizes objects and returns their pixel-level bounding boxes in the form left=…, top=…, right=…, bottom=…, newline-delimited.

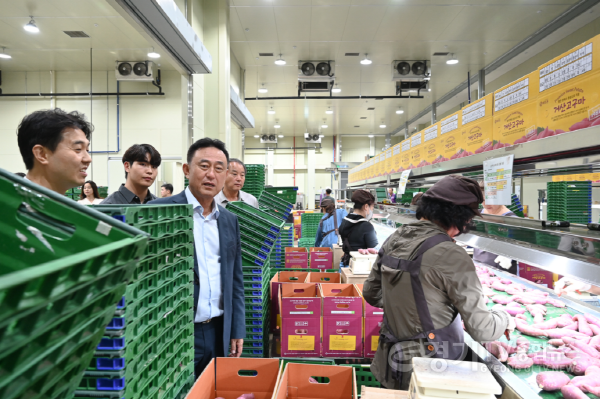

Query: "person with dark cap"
left=338, top=190, right=379, bottom=266
left=314, top=199, right=348, bottom=248
left=363, top=175, right=514, bottom=390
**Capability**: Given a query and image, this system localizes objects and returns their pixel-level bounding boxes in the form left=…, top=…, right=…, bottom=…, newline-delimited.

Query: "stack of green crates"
left=65, top=187, right=78, bottom=200
left=259, top=191, right=293, bottom=221
left=243, top=164, right=266, bottom=199
left=399, top=188, right=427, bottom=204
left=78, top=204, right=196, bottom=399
left=547, top=181, right=592, bottom=223
left=0, top=169, right=148, bottom=399
left=298, top=237, right=314, bottom=248
left=98, top=186, right=109, bottom=199
left=263, top=186, right=298, bottom=204
left=226, top=202, right=285, bottom=358
left=508, top=194, right=525, bottom=217
left=301, top=212, right=322, bottom=240
left=375, top=188, right=387, bottom=202
left=269, top=223, right=294, bottom=270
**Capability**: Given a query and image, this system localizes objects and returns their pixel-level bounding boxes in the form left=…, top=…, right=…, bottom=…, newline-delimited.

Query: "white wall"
left=0, top=69, right=185, bottom=194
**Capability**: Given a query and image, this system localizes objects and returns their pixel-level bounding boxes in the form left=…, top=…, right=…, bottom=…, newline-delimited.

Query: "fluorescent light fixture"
left=278, top=135, right=284, bottom=138
left=258, top=84, right=268, bottom=94
left=253, top=135, right=259, bottom=138
left=446, top=53, right=459, bottom=65
left=321, top=124, right=328, bottom=128
left=379, top=124, right=386, bottom=128
left=147, top=47, right=160, bottom=58
left=274, top=54, right=286, bottom=65
left=368, top=135, right=374, bottom=138
left=319, top=135, right=325, bottom=138
left=360, top=54, right=372, bottom=65
left=24, top=17, right=39, bottom=33
left=396, top=109, right=404, bottom=114
left=332, top=84, right=341, bottom=93
left=274, top=124, right=281, bottom=129
left=0, top=47, right=11, bottom=59
left=326, top=108, right=333, bottom=114
left=268, top=108, right=275, bottom=115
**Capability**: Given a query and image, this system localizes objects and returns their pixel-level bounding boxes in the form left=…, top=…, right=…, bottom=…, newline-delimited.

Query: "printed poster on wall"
left=483, top=154, right=514, bottom=205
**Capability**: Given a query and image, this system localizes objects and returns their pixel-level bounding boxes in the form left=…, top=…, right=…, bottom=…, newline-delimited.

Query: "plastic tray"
left=226, top=202, right=285, bottom=233
left=92, top=204, right=193, bottom=225
left=143, top=231, right=193, bottom=257
left=133, top=245, right=193, bottom=282
left=132, top=255, right=192, bottom=283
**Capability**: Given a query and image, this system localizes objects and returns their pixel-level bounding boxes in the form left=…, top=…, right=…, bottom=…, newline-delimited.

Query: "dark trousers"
left=194, top=316, right=224, bottom=379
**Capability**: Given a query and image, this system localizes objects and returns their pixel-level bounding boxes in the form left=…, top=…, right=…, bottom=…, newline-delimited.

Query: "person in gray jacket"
left=363, top=175, right=514, bottom=390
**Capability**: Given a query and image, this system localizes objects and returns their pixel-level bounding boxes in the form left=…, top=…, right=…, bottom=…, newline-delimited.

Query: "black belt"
left=196, top=315, right=222, bottom=325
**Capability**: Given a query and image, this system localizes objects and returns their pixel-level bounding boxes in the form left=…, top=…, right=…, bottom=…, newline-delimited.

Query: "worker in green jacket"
left=363, top=175, right=514, bottom=390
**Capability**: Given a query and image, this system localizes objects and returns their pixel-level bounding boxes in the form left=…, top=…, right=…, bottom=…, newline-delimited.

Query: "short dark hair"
left=80, top=180, right=101, bottom=199
left=352, top=189, right=375, bottom=210
left=186, top=138, right=229, bottom=164
left=326, top=189, right=332, bottom=195
left=229, top=158, right=246, bottom=173
left=122, top=144, right=161, bottom=178
left=161, top=183, right=173, bottom=193
left=17, top=108, right=94, bottom=170
left=416, top=196, right=475, bottom=234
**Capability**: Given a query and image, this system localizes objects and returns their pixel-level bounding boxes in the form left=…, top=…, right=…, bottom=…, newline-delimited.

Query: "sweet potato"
left=590, top=336, right=600, bottom=351
left=566, top=338, right=600, bottom=359
left=574, top=315, right=594, bottom=337
left=533, top=319, right=559, bottom=330
left=561, top=385, right=589, bottom=399
left=564, top=322, right=579, bottom=331
left=240, top=394, right=255, bottom=399
left=485, top=342, right=508, bottom=362
left=514, top=296, right=538, bottom=305
left=507, top=354, right=534, bottom=369
left=569, top=372, right=600, bottom=391
left=567, top=352, right=600, bottom=375
left=569, top=118, right=591, bottom=131
left=589, top=324, right=600, bottom=336
left=491, top=295, right=514, bottom=305
left=515, top=319, right=548, bottom=337
left=548, top=339, right=565, bottom=347
left=582, top=385, right=600, bottom=396
left=557, top=314, right=575, bottom=328
left=586, top=366, right=600, bottom=376
left=538, top=354, right=574, bottom=370
left=546, top=298, right=566, bottom=308
left=536, top=371, right=571, bottom=391
left=546, top=329, right=588, bottom=340
left=491, top=281, right=508, bottom=292
left=584, top=314, right=600, bottom=329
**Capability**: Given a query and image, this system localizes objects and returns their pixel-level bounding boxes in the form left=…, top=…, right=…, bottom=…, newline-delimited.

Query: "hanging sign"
left=483, top=154, right=514, bottom=205
left=397, top=170, right=412, bottom=195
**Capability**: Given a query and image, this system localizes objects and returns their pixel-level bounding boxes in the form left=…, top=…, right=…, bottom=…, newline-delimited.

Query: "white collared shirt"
left=185, top=187, right=224, bottom=322
left=214, top=189, right=259, bottom=208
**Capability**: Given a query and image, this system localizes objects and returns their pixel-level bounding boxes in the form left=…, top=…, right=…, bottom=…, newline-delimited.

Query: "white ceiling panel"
left=309, top=6, right=350, bottom=42
left=273, top=7, right=312, bottom=42
left=341, top=6, right=388, bottom=41
left=234, top=7, right=279, bottom=41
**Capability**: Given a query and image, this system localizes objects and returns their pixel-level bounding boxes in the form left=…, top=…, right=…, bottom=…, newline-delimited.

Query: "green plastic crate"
left=93, top=204, right=193, bottom=225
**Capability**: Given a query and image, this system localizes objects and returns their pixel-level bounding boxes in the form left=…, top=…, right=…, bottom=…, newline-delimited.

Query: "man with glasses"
left=102, top=144, right=161, bottom=204
left=149, top=138, right=245, bottom=378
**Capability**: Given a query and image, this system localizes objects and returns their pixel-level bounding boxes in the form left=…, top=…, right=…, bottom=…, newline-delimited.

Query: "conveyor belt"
left=467, top=263, right=600, bottom=399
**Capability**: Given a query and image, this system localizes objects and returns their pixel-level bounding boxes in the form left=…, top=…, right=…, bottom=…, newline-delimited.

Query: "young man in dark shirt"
left=102, top=144, right=161, bottom=204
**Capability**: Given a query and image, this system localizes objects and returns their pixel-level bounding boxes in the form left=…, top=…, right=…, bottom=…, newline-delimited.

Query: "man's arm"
left=315, top=224, right=324, bottom=247
left=229, top=217, right=245, bottom=356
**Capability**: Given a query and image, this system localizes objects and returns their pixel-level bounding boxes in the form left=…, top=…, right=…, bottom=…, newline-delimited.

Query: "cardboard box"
left=270, top=271, right=310, bottom=333
left=280, top=283, right=322, bottom=358
left=356, top=284, right=384, bottom=358
left=519, top=263, right=554, bottom=289
left=421, top=123, right=440, bottom=167
left=461, top=93, right=494, bottom=156
left=493, top=71, right=541, bottom=146
left=438, top=112, right=463, bottom=161
left=391, top=143, right=402, bottom=174
left=320, top=284, right=363, bottom=358
left=378, top=152, right=386, bottom=176
left=310, top=247, right=333, bottom=270
left=409, top=131, right=423, bottom=169
left=188, top=358, right=282, bottom=399
left=340, top=267, right=368, bottom=285
left=400, top=138, right=411, bottom=171
left=274, top=363, right=357, bottom=399
left=306, top=272, right=341, bottom=286
left=285, top=247, right=308, bottom=268
left=332, top=244, right=343, bottom=269
left=537, top=34, right=600, bottom=134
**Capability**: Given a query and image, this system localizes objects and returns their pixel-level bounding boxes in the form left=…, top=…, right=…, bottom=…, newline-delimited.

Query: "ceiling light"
left=24, top=17, right=39, bottom=33
left=274, top=54, right=286, bottom=65
left=360, top=54, right=372, bottom=65
left=258, top=84, right=268, bottom=94
left=379, top=124, right=386, bottom=128
left=278, top=135, right=284, bottom=138
left=446, top=53, right=459, bottom=65
left=147, top=47, right=160, bottom=58
left=396, top=109, right=404, bottom=114
left=321, top=124, right=328, bottom=128
left=268, top=107, right=275, bottom=115
left=0, top=48, right=11, bottom=59
left=326, top=107, right=333, bottom=114
left=274, top=124, right=281, bottom=129
left=332, top=84, right=341, bottom=93
left=319, top=135, right=325, bottom=138
left=368, top=135, right=374, bottom=138
left=253, top=135, right=259, bottom=138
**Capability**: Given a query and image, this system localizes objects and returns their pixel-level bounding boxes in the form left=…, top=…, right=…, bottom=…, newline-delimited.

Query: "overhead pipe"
left=0, top=92, right=164, bottom=97
left=245, top=145, right=322, bottom=150
left=91, top=81, right=122, bottom=154
left=245, top=96, right=421, bottom=101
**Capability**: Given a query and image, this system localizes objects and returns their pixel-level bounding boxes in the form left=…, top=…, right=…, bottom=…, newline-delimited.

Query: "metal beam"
left=478, top=69, right=486, bottom=99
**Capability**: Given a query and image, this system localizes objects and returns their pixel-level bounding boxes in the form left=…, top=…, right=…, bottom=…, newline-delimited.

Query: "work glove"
left=494, top=255, right=513, bottom=270
left=506, top=314, right=516, bottom=335
left=553, top=277, right=592, bottom=296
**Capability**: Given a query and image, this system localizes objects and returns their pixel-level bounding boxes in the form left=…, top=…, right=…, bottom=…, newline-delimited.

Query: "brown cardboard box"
left=332, top=244, right=343, bottom=269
